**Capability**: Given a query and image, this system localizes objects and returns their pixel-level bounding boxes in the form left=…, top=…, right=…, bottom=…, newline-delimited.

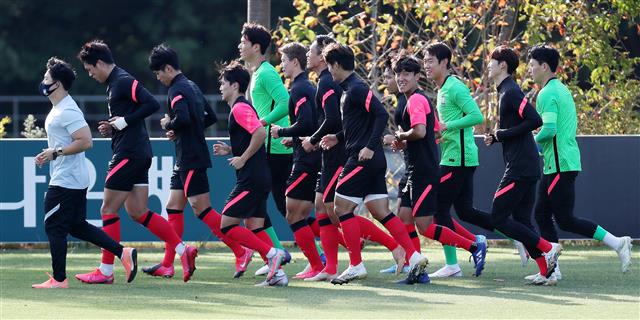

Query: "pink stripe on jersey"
left=407, top=93, right=430, bottom=127
left=365, top=90, right=373, bottom=112
left=294, top=97, right=307, bottom=116
left=321, top=89, right=335, bottom=109
left=131, top=80, right=139, bottom=103
left=518, top=97, right=528, bottom=119
left=285, top=172, right=309, bottom=196
left=412, top=184, right=433, bottom=216
left=494, top=182, right=515, bottom=199
left=183, top=170, right=195, bottom=198
left=222, top=190, right=250, bottom=214
left=105, top=158, right=129, bottom=182
left=232, top=102, right=262, bottom=134
left=170, top=95, right=183, bottom=109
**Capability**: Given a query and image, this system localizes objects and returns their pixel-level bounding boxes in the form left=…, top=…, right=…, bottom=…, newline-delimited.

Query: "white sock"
left=602, top=233, right=623, bottom=251
left=99, top=263, right=114, bottom=276
left=266, top=247, right=276, bottom=259
left=175, top=242, right=186, bottom=256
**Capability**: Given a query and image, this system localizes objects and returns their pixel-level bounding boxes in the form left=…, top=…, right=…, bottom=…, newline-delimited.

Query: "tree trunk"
left=247, top=0, right=271, bottom=28
left=498, top=0, right=519, bottom=44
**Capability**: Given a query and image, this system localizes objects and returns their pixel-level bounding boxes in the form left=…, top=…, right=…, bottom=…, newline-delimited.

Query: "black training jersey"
left=494, top=76, right=543, bottom=180
left=165, top=73, right=217, bottom=171
left=105, top=66, right=159, bottom=160
left=277, top=72, right=321, bottom=172
left=337, top=73, right=388, bottom=167
left=398, top=90, right=439, bottom=178
left=310, top=69, right=346, bottom=168
left=228, top=96, right=270, bottom=190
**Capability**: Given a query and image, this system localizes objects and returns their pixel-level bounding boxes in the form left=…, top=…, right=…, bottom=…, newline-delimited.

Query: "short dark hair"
left=424, top=42, right=452, bottom=68
left=279, top=42, right=308, bottom=70
left=46, top=57, right=76, bottom=91
left=149, top=44, right=180, bottom=71
left=77, top=40, right=114, bottom=66
left=242, top=23, right=271, bottom=55
left=218, top=60, right=251, bottom=93
left=392, top=54, right=422, bottom=74
left=322, top=43, right=355, bottom=71
left=490, top=45, right=519, bottom=75
left=312, top=34, right=336, bottom=55
left=528, top=44, right=560, bottom=72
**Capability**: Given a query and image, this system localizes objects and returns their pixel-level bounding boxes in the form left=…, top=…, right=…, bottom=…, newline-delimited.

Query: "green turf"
left=1, top=243, right=638, bottom=319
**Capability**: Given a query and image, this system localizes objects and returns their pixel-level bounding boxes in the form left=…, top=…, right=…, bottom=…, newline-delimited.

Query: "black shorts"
left=44, top=186, right=88, bottom=229
left=285, top=169, right=318, bottom=202
left=436, top=165, right=476, bottom=212
left=104, top=158, right=151, bottom=192
left=222, top=186, right=269, bottom=219
left=408, top=175, right=438, bottom=217
left=397, top=173, right=412, bottom=209
left=316, top=165, right=343, bottom=203
left=335, top=157, right=388, bottom=204
left=170, top=169, right=210, bottom=198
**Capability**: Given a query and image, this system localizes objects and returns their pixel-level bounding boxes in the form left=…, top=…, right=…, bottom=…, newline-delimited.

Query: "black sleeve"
left=310, top=83, right=341, bottom=145
left=202, top=97, right=217, bottom=128
left=278, top=92, right=314, bottom=137
left=362, top=88, right=388, bottom=150
left=495, top=89, right=543, bottom=141
left=123, top=79, right=160, bottom=125
left=165, top=90, right=190, bottom=131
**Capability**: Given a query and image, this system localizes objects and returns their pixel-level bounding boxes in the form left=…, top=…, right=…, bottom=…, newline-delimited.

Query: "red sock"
left=162, top=210, right=183, bottom=266
left=291, top=220, right=324, bottom=271
left=339, top=213, right=362, bottom=266
left=535, top=256, right=548, bottom=276
left=198, top=208, right=245, bottom=258
left=223, top=225, right=271, bottom=257
left=318, top=216, right=340, bottom=274
left=451, top=218, right=476, bottom=241
left=405, top=223, right=420, bottom=265
left=136, top=211, right=181, bottom=249
left=381, top=214, right=417, bottom=257
left=355, top=215, right=397, bottom=251
left=423, top=223, right=475, bottom=252
left=308, top=216, right=321, bottom=237
left=536, top=237, right=552, bottom=253
left=253, top=229, right=274, bottom=262
left=101, top=213, right=120, bottom=264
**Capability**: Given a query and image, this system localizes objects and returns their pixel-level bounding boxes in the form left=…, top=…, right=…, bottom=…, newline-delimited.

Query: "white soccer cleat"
left=617, top=236, right=632, bottom=273
left=526, top=273, right=557, bottom=286
left=331, top=263, right=367, bottom=285
left=255, top=270, right=288, bottom=287
left=255, top=264, right=269, bottom=276
left=304, top=270, right=337, bottom=282
left=514, top=240, right=530, bottom=267
left=544, top=243, right=562, bottom=278
left=296, top=263, right=312, bottom=277
left=428, top=264, right=463, bottom=278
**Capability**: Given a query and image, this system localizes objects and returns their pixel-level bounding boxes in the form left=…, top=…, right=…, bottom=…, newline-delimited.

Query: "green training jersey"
left=249, top=61, right=292, bottom=154
left=535, top=78, right=581, bottom=174
left=436, top=75, right=484, bottom=167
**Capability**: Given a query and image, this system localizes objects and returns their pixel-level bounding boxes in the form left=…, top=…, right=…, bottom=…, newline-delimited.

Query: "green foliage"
left=275, top=0, right=640, bottom=134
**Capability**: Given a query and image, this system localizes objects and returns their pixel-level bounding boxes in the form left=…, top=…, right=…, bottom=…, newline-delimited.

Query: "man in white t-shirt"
left=32, top=57, right=138, bottom=289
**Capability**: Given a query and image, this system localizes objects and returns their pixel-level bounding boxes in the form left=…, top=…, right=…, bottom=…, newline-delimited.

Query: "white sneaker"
left=255, top=264, right=269, bottom=276
left=296, top=263, right=312, bottom=277
left=407, top=252, right=429, bottom=283
left=514, top=241, right=530, bottom=267
left=617, top=236, right=632, bottom=273
left=525, top=267, right=561, bottom=281
left=304, top=270, right=337, bottom=282
left=527, top=273, right=557, bottom=286
left=391, top=246, right=406, bottom=275
left=255, top=270, right=288, bottom=287
left=544, top=243, right=562, bottom=277
left=524, top=272, right=539, bottom=281
left=331, top=263, right=367, bottom=285
left=554, top=261, right=562, bottom=280
left=428, top=264, right=463, bottom=278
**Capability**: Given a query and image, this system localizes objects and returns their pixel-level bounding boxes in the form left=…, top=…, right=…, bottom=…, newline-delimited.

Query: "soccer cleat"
left=514, top=241, right=530, bottom=267
left=255, top=264, right=269, bottom=276
left=428, top=264, right=463, bottom=278
left=406, top=252, right=429, bottom=284
left=75, top=268, right=114, bottom=284
left=32, top=273, right=68, bottom=289
left=294, top=268, right=322, bottom=280
left=476, top=234, right=487, bottom=245
left=142, top=263, right=175, bottom=278
left=120, top=247, right=137, bottom=283
left=544, top=243, right=562, bottom=278
left=525, top=265, right=562, bottom=281
left=180, top=245, right=198, bottom=282
left=471, top=241, right=487, bottom=277
left=255, top=270, right=289, bottom=287
left=266, top=249, right=289, bottom=281
left=617, top=236, right=632, bottom=273
left=296, top=263, right=312, bottom=277
left=391, top=246, right=407, bottom=276
left=379, top=264, right=410, bottom=274
left=331, top=263, right=367, bottom=285
left=397, top=271, right=431, bottom=285
left=304, top=269, right=337, bottom=282
left=526, top=273, right=557, bottom=286
left=234, top=248, right=254, bottom=279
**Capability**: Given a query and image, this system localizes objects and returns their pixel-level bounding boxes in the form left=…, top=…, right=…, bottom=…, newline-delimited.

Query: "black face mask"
left=39, top=81, right=58, bottom=96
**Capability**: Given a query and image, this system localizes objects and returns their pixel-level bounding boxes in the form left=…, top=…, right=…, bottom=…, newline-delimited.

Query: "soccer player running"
left=142, top=44, right=252, bottom=279
left=387, top=55, right=488, bottom=283
left=526, top=44, right=632, bottom=277
left=320, top=43, right=429, bottom=285
left=32, top=57, right=137, bottom=289
left=270, top=42, right=325, bottom=279
left=213, top=61, right=290, bottom=287
left=237, top=23, right=290, bottom=275
left=75, top=40, right=197, bottom=283
left=483, top=45, right=562, bottom=285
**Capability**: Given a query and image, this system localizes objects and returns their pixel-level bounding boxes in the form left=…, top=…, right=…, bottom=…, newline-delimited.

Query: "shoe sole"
left=407, top=258, right=429, bottom=283
left=233, top=270, right=245, bottom=279
left=126, top=249, right=138, bottom=283
left=267, top=252, right=285, bottom=281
